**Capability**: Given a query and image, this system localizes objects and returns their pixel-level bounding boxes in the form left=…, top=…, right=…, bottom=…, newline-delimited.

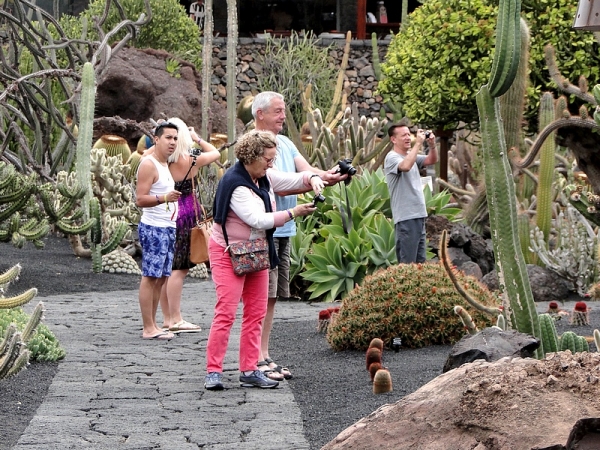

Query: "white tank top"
left=141, top=156, right=177, bottom=228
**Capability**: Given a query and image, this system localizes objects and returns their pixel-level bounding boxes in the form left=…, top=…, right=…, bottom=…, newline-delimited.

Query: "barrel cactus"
left=101, top=248, right=141, bottom=275
left=93, top=135, right=132, bottom=164
left=327, top=263, right=501, bottom=350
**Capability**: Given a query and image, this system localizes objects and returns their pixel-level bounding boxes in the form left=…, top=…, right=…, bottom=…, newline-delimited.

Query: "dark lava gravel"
left=0, top=235, right=597, bottom=450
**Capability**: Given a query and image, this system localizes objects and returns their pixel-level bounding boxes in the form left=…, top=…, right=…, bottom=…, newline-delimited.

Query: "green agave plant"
left=291, top=168, right=463, bottom=301
left=423, top=185, right=462, bottom=221
left=301, top=226, right=372, bottom=302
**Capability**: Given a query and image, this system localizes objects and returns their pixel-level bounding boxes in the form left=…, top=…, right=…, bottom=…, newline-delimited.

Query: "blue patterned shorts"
left=139, top=222, right=176, bottom=278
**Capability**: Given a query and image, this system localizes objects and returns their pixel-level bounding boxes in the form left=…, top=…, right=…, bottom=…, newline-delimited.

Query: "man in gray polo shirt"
left=384, top=120, right=438, bottom=263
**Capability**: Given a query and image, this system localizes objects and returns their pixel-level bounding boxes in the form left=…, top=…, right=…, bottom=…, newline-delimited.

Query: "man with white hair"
left=252, top=91, right=346, bottom=379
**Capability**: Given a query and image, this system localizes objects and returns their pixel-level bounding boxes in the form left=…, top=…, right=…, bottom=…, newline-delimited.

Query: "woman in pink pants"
left=204, top=130, right=323, bottom=390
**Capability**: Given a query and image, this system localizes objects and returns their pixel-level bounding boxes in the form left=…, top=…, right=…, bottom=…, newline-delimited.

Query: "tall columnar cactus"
left=226, top=0, right=238, bottom=164
left=538, top=313, right=559, bottom=354
left=535, top=92, right=557, bottom=244
left=499, top=18, right=530, bottom=157
left=75, top=62, right=95, bottom=220
left=201, top=0, right=214, bottom=138
left=305, top=104, right=390, bottom=172
left=476, top=0, right=543, bottom=357
left=487, top=0, right=521, bottom=98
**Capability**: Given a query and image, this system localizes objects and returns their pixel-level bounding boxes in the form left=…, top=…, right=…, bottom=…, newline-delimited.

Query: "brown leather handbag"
left=189, top=176, right=212, bottom=265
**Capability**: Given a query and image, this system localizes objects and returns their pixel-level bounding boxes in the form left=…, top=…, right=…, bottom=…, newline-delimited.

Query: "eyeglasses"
left=262, top=156, right=277, bottom=165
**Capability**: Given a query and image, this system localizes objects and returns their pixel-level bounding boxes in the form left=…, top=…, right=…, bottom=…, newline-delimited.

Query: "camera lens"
left=425, top=131, right=431, bottom=139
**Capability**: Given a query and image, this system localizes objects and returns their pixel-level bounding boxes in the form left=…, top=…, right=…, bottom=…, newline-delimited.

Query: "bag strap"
left=191, top=173, right=200, bottom=224
left=339, top=182, right=353, bottom=234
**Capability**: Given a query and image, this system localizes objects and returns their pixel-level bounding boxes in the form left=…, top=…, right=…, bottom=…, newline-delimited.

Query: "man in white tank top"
left=135, top=122, right=182, bottom=340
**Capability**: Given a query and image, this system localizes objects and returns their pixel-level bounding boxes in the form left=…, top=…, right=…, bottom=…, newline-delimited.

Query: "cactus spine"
left=75, top=62, right=95, bottom=220
left=476, top=0, right=542, bottom=358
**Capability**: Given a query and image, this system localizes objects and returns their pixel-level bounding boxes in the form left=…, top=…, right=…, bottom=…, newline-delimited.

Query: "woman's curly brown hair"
left=235, top=130, right=277, bottom=165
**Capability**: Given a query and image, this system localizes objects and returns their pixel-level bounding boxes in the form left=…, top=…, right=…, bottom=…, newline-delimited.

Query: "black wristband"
left=310, top=174, right=321, bottom=179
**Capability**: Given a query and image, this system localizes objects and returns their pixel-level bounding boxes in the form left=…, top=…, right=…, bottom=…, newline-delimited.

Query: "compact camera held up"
left=424, top=130, right=432, bottom=139
left=189, top=147, right=203, bottom=157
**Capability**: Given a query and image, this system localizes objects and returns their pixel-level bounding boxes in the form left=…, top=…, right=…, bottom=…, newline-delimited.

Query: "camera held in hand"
left=189, top=147, right=202, bottom=157
left=424, top=130, right=432, bottom=139
left=337, top=158, right=357, bottom=185
left=313, top=193, right=326, bottom=207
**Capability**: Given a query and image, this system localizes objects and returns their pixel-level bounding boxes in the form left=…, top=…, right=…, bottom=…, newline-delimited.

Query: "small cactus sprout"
left=373, top=369, right=393, bottom=394
left=594, top=329, right=600, bottom=352
left=317, top=309, right=331, bottom=333
left=365, top=347, right=382, bottom=370
left=571, top=302, right=590, bottom=326
left=368, top=362, right=382, bottom=382
left=496, top=314, right=506, bottom=331
left=369, top=338, right=384, bottom=351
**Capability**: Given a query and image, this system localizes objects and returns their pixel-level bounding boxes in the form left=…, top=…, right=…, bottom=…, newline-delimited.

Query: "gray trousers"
left=395, top=218, right=426, bottom=264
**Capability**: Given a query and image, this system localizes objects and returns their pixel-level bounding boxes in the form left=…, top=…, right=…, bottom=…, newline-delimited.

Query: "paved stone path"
left=14, top=280, right=322, bottom=450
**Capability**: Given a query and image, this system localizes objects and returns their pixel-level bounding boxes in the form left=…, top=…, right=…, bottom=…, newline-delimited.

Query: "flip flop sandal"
left=142, top=331, right=175, bottom=340
left=169, top=320, right=202, bottom=333
left=265, top=357, right=293, bottom=379
left=258, top=360, right=284, bottom=381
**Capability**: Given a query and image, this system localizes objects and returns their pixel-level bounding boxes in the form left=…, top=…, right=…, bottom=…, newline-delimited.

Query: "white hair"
left=252, top=91, right=285, bottom=119
left=167, top=117, right=193, bottom=163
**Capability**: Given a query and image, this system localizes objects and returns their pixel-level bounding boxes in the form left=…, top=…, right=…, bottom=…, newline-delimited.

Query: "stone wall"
left=209, top=37, right=390, bottom=119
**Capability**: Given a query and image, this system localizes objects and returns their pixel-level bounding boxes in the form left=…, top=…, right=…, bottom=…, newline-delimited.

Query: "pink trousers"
left=205, top=238, right=269, bottom=373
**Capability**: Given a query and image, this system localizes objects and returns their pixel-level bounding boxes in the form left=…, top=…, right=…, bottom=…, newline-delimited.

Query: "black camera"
left=190, top=147, right=202, bottom=157
left=424, top=130, right=432, bottom=139
left=337, top=158, right=357, bottom=177
left=313, top=193, right=326, bottom=206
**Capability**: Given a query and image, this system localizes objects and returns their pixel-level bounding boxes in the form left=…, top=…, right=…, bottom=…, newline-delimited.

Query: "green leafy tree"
left=379, top=0, right=600, bottom=131
left=59, top=0, right=202, bottom=67
left=379, top=0, right=496, bottom=129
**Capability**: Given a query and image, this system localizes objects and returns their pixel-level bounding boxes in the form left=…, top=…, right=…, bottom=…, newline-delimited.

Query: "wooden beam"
left=357, top=0, right=367, bottom=39
left=436, top=129, right=453, bottom=184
